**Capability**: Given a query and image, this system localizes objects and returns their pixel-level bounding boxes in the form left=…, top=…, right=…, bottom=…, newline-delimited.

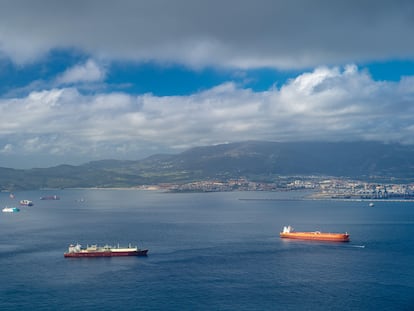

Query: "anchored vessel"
left=64, top=243, right=148, bottom=258
left=40, top=195, right=60, bottom=200
left=280, top=225, right=350, bottom=242
left=20, top=200, right=34, bottom=206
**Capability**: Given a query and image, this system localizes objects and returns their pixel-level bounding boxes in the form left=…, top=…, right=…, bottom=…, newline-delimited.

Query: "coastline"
left=308, top=192, right=414, bottom=202
left=4, top=187, right=414, bottom=202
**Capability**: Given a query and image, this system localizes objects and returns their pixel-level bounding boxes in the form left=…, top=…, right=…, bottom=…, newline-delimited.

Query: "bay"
left=0, top=189, right=413, bottom=310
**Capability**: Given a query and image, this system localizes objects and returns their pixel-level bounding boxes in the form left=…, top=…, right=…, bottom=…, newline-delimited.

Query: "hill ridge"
left=1, top=141, right=414, bottom=190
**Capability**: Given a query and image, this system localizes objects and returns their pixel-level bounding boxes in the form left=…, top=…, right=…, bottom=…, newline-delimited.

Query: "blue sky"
left=2, top=52, right=414, bottom=97
left=0, top=50, right=302, bottom=97
left=1, top=0, right=414, bottom=168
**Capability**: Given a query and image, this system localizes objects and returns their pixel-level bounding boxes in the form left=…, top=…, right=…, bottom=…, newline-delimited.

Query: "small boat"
left=64, top=243, right=148, bottom=258
left=369, top=202, right=375, bottom=207
left=280, top=225, right=350, bottom=242
left=2, top=207, right=20, bottom=213
left=20, top=199, right=34, bottom=206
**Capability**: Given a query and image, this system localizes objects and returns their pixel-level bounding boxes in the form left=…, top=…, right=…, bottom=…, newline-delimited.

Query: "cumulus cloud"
left=55, top=59, right=106, bottom=84
left=0, top=1, right=414, bottom=68
left=1, top=65, right=414, bottom=167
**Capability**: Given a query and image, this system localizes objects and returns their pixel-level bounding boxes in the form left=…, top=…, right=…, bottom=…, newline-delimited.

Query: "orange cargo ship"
left=280, top=226, right=350, bottom=242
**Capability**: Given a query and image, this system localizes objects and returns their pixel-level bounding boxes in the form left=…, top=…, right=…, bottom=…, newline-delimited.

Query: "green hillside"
left=1, top=141, right=414, bottom=190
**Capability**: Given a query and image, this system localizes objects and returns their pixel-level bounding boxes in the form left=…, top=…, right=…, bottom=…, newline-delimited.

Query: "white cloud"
left=1, top=65, right=414, bottom=167
left=1, top=1, right=414, bottom=68
left=55, top=59, right=106, bottom=84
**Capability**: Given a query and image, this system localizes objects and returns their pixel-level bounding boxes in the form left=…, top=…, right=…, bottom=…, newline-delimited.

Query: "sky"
left=1, top=0, right=414, bottom=168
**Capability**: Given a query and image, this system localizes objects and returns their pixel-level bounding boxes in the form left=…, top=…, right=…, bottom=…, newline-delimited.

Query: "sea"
left=0, top=189, right=413, bottom=311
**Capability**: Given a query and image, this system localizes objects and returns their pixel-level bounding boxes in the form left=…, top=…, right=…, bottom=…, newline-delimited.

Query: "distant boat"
left=9, top=193, right=15, bottom=199
left=2, top=207, right=20, bottom=213
left=64, top=243, right=148, bottom=258
left=369, top=202, right=375, bottom=207
left=280, top=225, right=350, bottom=242
left=40, top=195, right=60, bottom=200
left=20, top=199, right=34, bottom=206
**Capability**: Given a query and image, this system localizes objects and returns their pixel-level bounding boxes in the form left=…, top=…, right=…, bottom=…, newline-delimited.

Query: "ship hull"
left=280, top=232, right=350, bottom=242
left=64, top=249, right=148, bottom=258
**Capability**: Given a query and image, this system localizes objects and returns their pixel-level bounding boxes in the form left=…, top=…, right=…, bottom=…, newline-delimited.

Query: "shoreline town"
left=138, top=177, right=414, bottom=201
left=3, top=177, right=414, bottom=201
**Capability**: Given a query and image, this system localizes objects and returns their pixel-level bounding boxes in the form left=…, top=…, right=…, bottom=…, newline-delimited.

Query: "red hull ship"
left=64, top=243, right=148, bottom=258
left=280, top=226, right=350, bottom=242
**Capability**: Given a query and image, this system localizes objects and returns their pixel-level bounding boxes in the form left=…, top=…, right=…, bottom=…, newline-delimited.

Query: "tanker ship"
left=40, top=195, right=60, bottom=200
left=280, top=226, right=350, bottom=242
left=64, top=243, right=148, bottom=258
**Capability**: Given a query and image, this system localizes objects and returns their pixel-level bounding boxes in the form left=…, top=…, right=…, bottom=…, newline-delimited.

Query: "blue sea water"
left=0, top=189, right=413, bottom=311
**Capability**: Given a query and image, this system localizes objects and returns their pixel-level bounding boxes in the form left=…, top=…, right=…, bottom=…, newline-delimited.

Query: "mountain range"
left=1, top=141, right=414, bottom=190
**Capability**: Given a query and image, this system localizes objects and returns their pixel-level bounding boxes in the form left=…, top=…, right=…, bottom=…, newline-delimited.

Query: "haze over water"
left=0, top=189, right=413, bottom=310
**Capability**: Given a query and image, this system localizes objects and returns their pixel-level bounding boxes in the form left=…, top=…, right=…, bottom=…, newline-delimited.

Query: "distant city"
left=139, top=177, right=414, bottom=200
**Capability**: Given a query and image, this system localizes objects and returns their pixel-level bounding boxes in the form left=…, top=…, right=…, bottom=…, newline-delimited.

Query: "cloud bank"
left=1, top=65, right=414, bottom=167
left=1, top=0, right=414, bottom=68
